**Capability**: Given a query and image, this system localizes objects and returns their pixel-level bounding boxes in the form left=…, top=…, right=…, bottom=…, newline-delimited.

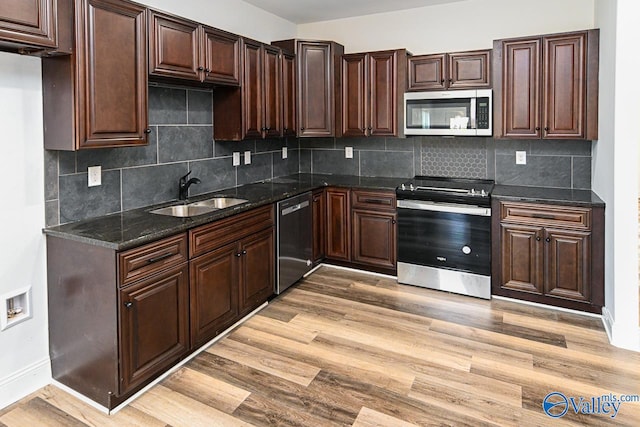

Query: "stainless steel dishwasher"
left=276, top=191, right=313, bottom=294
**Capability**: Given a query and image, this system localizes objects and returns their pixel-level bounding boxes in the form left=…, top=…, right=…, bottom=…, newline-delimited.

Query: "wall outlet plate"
left=345, top=147, right=353, bottom=159
left=516, top=151, right=527, bottom=165
left=244, top=151, right=251, bottom=165
left=88, top=166, right=101, bottom=187
left=282, top=147, right=288, bottom=159
left=232, top=152, right=240, bottom=166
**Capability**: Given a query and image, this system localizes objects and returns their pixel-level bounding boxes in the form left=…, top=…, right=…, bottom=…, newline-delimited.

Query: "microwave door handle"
left=470, top=97, right=477, bottom=129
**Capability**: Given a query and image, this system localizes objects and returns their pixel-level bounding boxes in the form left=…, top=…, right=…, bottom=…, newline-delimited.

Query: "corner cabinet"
left=0, top=0, right=60, bottom=53
left=272, top=39, right=344, bottom=137
left=493, top=29, right=599, bottom=140
left=407, top=49, right=491, bottom=91
left=491, top=200, right=604, bottom=313
left=148, top=10, right=241, bottom=86
left=342, top=49, right=407, bottom=137
left=42, top=0, right=149, bottom=150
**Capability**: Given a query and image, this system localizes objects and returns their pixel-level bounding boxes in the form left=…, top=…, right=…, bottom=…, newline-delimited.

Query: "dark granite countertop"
left=492, top=185, right=605, bottom=207
left=43, top=174, right=403, bottom=251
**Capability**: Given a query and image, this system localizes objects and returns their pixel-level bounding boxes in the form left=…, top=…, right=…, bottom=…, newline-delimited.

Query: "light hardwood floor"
left=1, top=266, right=639, bottom=426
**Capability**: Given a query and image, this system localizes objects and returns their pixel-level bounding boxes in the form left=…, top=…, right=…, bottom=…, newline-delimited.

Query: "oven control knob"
left=471, top=188, right=476, bottom=195
left=409, top=184, right=414, bottom=191
left=481, top=189, right=486, bottom=196
left=401, top=183, right=406, bottom=190
left=462, top=245, right=472, bottom=255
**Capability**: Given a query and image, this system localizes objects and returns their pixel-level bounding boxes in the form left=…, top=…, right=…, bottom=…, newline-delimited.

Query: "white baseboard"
left=602, top=306, right=640, bottom=351
left=0, top=357, right=51, bottom=410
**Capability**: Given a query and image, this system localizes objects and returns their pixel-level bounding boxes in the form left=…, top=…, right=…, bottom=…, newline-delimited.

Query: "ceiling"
left=242, top=0, right=466, bottom=24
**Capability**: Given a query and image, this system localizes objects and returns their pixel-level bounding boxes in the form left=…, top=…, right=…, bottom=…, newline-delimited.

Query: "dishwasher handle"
left=281, top=200, right=310, bottom=216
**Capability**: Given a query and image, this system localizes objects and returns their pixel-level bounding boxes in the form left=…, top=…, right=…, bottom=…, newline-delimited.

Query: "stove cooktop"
left=396, top=176, right=495, bottom=206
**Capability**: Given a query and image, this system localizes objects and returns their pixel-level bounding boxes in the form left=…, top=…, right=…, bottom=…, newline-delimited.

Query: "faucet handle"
left=180, top=171, right=192, bottom=183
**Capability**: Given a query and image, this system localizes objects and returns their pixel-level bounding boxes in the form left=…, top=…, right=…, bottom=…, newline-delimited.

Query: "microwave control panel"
left=476, top=97, right=490, bottom=130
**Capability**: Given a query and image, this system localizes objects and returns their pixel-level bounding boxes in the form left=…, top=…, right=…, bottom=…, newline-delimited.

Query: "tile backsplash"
left=44, top=83, right=593, bottom=226
left=44, top=84, right=298, bottom=226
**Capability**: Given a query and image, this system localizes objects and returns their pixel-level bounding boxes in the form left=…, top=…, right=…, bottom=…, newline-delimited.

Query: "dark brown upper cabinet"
left=42, top=0, right=149, bottom=150
left=148, top=10, right=241, bottom=86
left=214, top=39, right=282, bottom=140
left=272, top=39, right=344, bottom=138
left=281, top=51, right=296, bottom=137
left=493, top=29, right=599, bottom=140
left=408, top=49, right=491, bottom=91
left=342, top=49, right=407, bottom=137
left=0, top=0, right=63, bottom=54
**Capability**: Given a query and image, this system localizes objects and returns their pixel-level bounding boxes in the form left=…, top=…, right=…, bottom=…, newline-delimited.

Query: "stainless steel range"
left=396, top=176, right=494, bottom=299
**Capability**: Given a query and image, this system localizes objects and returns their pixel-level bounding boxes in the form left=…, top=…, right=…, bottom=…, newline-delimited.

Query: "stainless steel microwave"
left=404, top=89, right=492, bottom=136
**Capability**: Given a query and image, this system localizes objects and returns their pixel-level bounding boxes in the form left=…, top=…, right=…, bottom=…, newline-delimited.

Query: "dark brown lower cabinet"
left=189, top=242, right=239, bottom=348
left=119, top=265, right=189, bottom=394
left=492, top=200, right=603, bottom=313
left=312, top=189, right=326, bottom=263
left=239, top=228, right=275, bottom=314
left=320, top=187, right=397, bottom=273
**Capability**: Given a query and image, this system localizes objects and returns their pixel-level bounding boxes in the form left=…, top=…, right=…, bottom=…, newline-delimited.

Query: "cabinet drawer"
left=119, top=234, right=188, bottom=286
left=500, top=202, right=591, bottom=230
left=190, top=205, right=274, bottom=258
left=351, top=190, right=396, bottom=211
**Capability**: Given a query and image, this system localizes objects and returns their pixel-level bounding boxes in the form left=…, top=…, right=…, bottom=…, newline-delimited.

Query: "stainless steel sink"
left=149, top=197, right=248, bottom=217
left=189, top=197, right=248, bottom=209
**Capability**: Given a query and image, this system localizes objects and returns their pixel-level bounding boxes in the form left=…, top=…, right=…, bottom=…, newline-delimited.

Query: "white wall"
left=297, top=0, right=595, bottom=53
left=593, top=0, right=640, bottom=351
left=0, top=52, right=50, bottom=408
left=141, top=0, right=296, bottom=43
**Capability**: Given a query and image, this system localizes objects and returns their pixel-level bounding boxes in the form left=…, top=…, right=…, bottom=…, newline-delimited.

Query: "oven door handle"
left=397, top=200, right=491, bottom=216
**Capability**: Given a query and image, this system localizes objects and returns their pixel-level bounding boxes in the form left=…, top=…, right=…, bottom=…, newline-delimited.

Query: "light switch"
left=516, top=151, right=527, bottom=165
left=232, top=152, right=240, bottom=166
left=88, top=166, right=101, bottom=187
left=345, top=147, right=353, bottom=159
left=244, top=151, right=251, bottom=165
left=282, top=147, right=288, bottom=159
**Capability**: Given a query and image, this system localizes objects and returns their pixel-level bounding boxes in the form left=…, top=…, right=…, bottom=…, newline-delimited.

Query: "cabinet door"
left=148, top=11, right=200, bottom=81
left=242, top=40, right=263, bottom=139
left=281, top=52, right=296, bottom=137
left=545, top=229, right=591, bottom=301
left=119, top=265, right=189, bottom=394
left=341, top=53, right=368, bottom=137
left=369, top=50, right=397, bottom=136
left=0, top=0, right=57, bottom=50
left=501, top=38, right=541, bottom=138
left=312, top=189, right=326, bottom=263
left=542, top=32, right=586, bottom=139
left=203, top=27, right=241, bottom=86
left=407, top=54, right=446, bottom=91
left=189, top=243, right=239, bottom=347
left=352, top=209, right=396, bottom=269
left=263, top=45, right=282, bottom=138
left=499, top=223, right=544, bottom=294
left=325, top=188, right=351, bottom=261
left=239, top=228, right=274, bottom=314
left=297, top=41, right=334, bottom=137
left=77, top=0, right=148, bottom=148
left=448, top=50, right=491, bottom=89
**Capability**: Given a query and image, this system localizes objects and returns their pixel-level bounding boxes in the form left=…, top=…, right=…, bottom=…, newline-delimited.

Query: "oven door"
left=397, top=200, right=491, bottom=276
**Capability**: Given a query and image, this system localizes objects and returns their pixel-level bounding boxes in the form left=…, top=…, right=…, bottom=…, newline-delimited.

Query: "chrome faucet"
left=178, top=171, right=201, bottom=200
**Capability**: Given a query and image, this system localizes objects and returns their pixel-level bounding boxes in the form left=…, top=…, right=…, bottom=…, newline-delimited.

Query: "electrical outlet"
left=232, top=152, right=240, bottom=166
left=345, top=146, right=353, bottom=159
left=282, top=147, right=288, bottom=159
left=244, top=151, right=251, bottom=165
left=516, top=151, right=527, bottom=165
left=88, top=166, right=101, bottom=187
